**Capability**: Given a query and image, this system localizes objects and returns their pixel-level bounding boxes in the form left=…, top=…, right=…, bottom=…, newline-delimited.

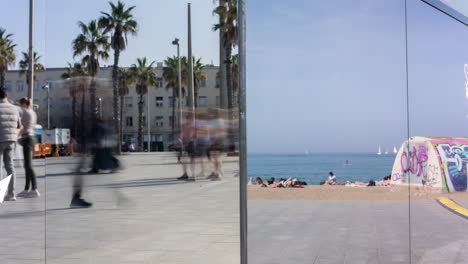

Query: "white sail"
left=377, top=145, right=382, bottom=155
left=393, top=146, right=397, bottom=154
left=384, top=149, right=388, bottom=155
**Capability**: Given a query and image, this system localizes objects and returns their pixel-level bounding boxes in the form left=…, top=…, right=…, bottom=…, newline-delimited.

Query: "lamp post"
left=187, top=3, right=195, bottom=124
left=42, top=84, right=50, bottom=129
left=147, top=92, right=151, bottom=152
left=172, top=38, right=183, bottom=151
left=28, top=0, right=34, bottom=100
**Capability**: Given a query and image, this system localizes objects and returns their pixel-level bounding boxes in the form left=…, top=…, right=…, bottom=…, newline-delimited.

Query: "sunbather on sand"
left=324, top=172, right=336, bottom=185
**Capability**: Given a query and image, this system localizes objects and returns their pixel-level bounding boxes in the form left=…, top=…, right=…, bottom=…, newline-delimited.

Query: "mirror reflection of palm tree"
left=61, top=62, right=89, bottom=138
left=130, top=57, right=157, bottom=151
left=19, top=51, right=44, bottom=86
left=117, top=68, right=134, bottom=149
left=98, top=0, right=138, bottom=153
left=0, top=28, right=16, bottom=89
left=72, top=20, right=110, bottom=125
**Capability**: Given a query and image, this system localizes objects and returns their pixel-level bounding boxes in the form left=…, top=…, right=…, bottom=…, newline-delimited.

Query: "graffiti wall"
left=432, top=139, right=468, bottom=192
left=391, top=137, right=468, bottom=192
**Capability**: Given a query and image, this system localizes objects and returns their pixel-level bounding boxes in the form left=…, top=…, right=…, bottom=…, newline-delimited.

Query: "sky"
left=246, top=0, right=468, bottom=153
left=0, top=0, right=219, bottom=68
left=2, top=0, right=468, bottom=154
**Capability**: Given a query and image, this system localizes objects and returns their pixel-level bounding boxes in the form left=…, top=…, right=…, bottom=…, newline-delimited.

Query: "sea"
left=248, top=153, right=396, bottom=185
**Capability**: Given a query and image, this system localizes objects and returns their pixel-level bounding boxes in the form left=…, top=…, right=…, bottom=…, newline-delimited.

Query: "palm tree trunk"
left=80, top=92, right=86, bottom=150
left=90, top=77, right=97, bottom=125
left=225, top=45, right=235, bottom=151
left=113, top=49, right=121, bottom=154
left=171, top=88, right=176, bottom=142
left=72, top=95, right=77, bottom=138
left=0, top=74, right=5, bottom=89
left=119, top=95, right=124, bottom=152
left=138, top=96, right=144, bottom=151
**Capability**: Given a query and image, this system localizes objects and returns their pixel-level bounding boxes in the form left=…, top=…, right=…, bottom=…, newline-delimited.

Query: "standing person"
left=207, top=109, right=226, bottom=181
left=17, top=98, right=40, bottom=198
left=194, top=112, right=210, bottom=178
left=177, top=112, right=196, bottom=181
left=0, top=89, right=21, bottom=201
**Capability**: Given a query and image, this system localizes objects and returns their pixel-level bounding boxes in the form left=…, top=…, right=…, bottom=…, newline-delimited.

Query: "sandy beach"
left=248, top=185, right=468, bottom=200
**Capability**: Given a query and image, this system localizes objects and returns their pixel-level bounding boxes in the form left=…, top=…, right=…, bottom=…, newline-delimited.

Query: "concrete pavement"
left=248, top=200, right=468, bottom=264
left=0, top=153, right=240, bottom=264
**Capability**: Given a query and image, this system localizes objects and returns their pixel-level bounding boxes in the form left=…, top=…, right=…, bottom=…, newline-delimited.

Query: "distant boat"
left=377, top=145, right=382, bottom=155
left=393, top=146, right=398, bottom=154
left=305, top=149, right=309, bottom=155
left=384, top=149, right=389, bottom=155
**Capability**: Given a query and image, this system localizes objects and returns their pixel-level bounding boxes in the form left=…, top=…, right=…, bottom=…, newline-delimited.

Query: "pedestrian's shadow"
left=90, top=177, right=187, bottom=189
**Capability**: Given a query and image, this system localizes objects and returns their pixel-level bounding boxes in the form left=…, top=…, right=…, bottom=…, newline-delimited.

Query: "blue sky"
left=247, top=0, right=468, bottom=153
left=2, top=0, right=468, bottom=153
left=1, top=0, right=219, bottom=68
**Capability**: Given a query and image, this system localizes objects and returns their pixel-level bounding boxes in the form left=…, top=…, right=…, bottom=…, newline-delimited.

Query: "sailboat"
left=377, top=145, right=382, bottom=155
left=384, top=148, right=389, bottom=155
left=393, top=146, right=398, bottom=154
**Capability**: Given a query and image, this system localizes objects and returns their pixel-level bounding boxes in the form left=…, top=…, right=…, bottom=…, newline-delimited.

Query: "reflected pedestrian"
left=0, top=89, right=21, bottom=201
left=17, top=97, right=40, bottom=198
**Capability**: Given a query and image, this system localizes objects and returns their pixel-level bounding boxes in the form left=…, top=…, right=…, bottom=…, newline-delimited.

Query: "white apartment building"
left=3, top=62, right=221, bottom=151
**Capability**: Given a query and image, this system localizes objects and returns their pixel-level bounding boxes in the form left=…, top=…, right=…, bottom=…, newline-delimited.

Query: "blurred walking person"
left=17, top=97, right=40, bottom=198
left=177, top=113, right=196, bottom=181
left=0, top=89, right=21, bottom=201
left=207, top=109, right=226, bottom=180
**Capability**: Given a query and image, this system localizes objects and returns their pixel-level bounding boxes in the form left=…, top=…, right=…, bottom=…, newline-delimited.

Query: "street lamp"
left=42, top=83, right=50, bottom=129
left=172, top=38, right=183, bottom=151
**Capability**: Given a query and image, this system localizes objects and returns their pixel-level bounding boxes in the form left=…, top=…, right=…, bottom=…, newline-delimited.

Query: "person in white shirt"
left=325, top=171, right=336, bottom=185
left=17, top=98, right=40, bottom=198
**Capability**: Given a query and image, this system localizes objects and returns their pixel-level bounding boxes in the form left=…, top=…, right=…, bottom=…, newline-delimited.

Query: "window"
left=45, top=80, right=53, bottom=89
left=125, top=96, right=133, bottom=107
left=168, top=96, right=174, bottom=107
left=157, top=77, right=163, bottom=88
left=33, top=81, right=39, bottom=91
left=200, top=78, right=206, bottom=88
left=5, top=81, right=11, bottom=91
left=126, top=116, right=133, bottom=127
left=16, top=81, right=24, bottom=92
left=155, top=116, right=164, bottom=127
left=156, top=96, right=163, bottom=107
left=198, top=96, right=207, bottom=107
left=215, top=73, right=220, bottom=88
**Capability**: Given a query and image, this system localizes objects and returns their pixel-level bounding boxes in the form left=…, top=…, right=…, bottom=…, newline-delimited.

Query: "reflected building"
left=3, top=63, right=222, bottom=151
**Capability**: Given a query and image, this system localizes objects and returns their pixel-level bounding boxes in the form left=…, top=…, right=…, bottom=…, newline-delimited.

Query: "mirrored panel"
left=407, top=0, right=468, bottom=263
left=247, top=1, right=411, bottom=263
left=3, top=1, right=242, bottom=263
left=0, top=1, right=47, bottom=263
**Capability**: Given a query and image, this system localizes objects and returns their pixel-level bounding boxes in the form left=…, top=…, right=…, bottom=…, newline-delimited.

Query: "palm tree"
left=214, top=0, right=237, bottom=150
left=19, top=51, right=45, bottom=86
left=129, top=57, right=157, bottom=151
left=61, top=62, right=89, bottom=138
left=231, top=53, right=239, bottom=107
left=72, top=20, right=110, bottom=125
left=191, top=57, right=206, bottom=108
left=99, top=0, right=138, bottom=153
left=163, top=56, right=183, bottom=142
left=213, top=0, right=237, bottom=110
left=0, top=28, right=16, bottom=89
left=117, top=67, right=134, bottom=148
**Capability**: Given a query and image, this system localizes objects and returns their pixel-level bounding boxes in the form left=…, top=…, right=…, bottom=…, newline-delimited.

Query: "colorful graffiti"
left=434, top=142, right=468, bottom=192
left=401, top=145, right=428, bottom=177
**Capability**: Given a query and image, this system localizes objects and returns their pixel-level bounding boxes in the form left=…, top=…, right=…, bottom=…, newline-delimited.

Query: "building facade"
left=3, top=63, right=220, bottom=151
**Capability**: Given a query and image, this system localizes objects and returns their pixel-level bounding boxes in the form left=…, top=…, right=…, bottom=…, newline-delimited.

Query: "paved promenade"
left=248, top=199, right=468, bottom=264
left=1, top=153, right=240, bottom=264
